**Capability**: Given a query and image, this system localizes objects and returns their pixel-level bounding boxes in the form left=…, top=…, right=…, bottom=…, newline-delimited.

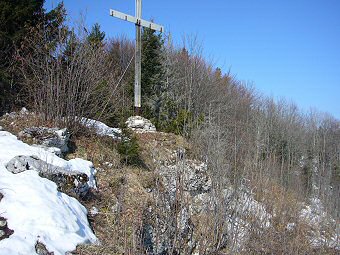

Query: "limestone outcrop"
left=18, top=127, right=70, bottom=154
left=6, top=155, right=90, bottom=198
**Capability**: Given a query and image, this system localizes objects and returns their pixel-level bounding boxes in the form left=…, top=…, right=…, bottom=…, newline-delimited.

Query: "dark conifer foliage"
left=87, top=23, right=106, bottom=47
left=0, top=0, right=66, bottom=114
left=0, top=0, right=45, bottom=113
left=141, top=26, right=165, bottom=124
left=0, top=0, right=44, bottom=48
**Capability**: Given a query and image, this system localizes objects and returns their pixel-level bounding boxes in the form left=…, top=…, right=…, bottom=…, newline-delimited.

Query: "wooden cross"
left=110, top=0, right=164, bottom=110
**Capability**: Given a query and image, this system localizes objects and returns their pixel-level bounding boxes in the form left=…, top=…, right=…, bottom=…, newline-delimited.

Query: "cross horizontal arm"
left=110, top=9, right=164, bottom=32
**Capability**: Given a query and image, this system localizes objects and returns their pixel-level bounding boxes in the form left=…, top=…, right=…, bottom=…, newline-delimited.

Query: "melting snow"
left=81, top=117, right=121, bottom=139
left=0, top=131, right=97, bottom=254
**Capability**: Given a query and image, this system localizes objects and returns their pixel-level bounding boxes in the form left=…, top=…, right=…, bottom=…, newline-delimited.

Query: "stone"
left=20, top=107, right=29, bottom=115
left=0, top=216, right=13, bottom=241
left=141, top=158, right=213, bottom=254
left=90, top=207, right=99, bottom=216
left=0, top=219, right=6, bottom=228
left=158, top=159, right=211, bottom=199
left=126, top=116, right=156, bottom=132
left=6, top=155, right=64, bottom=174
left=35, top=241, right=54, bottom=255
left=4, top=107, right=30, bottom=119
left=6, top=155, right=90, bottom=198
left=19, top=127, right=70, bottom=154
left=111, top=201, right=121, bottom=213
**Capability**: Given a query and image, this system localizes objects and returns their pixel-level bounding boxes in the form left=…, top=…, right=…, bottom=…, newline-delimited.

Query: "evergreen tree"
left=0, top=0, right=66, bottom=113
left=141, top=26, right=165, bottom=125
left=87, top=23, right=105, bottom=47
left=0, top=0, right=45, bottom=113
left=0, top=0, right=44, bottom=52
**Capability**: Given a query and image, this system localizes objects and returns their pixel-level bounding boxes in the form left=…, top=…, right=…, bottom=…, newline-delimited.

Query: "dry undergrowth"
left=3, top=114, right=335, bottom=254
left=0, top=113, right=158, bottom=254
left=0, top=112, right=56, bottom=142
left=72, top=130, right=192, bottom=254
left=136, top=131, right=190, bottom=168
left=241, top=180, right=338, bottom=254
left=70, top=134, right=160, bottom=255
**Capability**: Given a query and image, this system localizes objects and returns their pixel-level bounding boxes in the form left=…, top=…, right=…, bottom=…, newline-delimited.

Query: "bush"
left=117, top=128, right=142, bottom=166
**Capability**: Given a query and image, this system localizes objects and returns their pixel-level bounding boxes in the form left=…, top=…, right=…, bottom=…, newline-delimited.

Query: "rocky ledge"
left=18, top=126, right=70, bottom=155
left=6, top=155, right=91, bottom=198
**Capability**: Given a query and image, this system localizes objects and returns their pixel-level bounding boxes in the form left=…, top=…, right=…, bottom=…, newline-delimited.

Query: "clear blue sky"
left=45, top=0, right=340, bottom=119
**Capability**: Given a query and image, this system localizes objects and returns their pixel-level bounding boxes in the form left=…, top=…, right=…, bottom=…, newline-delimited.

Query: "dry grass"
left=0, top=113, right=56, bottom=143
left=136, top=131, right=190, bottom=169
left=69, top=133, right=161, bottom=255
left=0, top=113, right=163, bottom=254
left=67, top=135, right=121, bottom=167
left=242, top=179, right=339, bottom=255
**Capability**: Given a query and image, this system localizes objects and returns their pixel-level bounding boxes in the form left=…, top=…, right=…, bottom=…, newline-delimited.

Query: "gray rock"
left=4, top=107, right=30, bottom=119
left=20, top=107, right=29, bottom=115
left=0, top=219, right=6, bottom=228
left=142, top=204, right=194, bottom=255
left=6, top=155, right=64, bottom=174
left=126, top=116, right=156, bottom=132
left=90, top=206, right=99, bottom=216
left=0, top=216, right=13, bottom=241
left=158, top=159, right=211, bottom=199
left=6, top=155, right=90, bottom=198
left=19, top=127, right=70, bottom=154
left=35, top=241, right=54, bottom=255
left=142, top=158, right=213, bottom=254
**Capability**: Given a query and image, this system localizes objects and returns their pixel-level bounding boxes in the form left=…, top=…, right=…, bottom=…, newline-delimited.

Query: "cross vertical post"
left=135, top=0, right=142, bottom=109
left=109, top=1, right=164, bottom=112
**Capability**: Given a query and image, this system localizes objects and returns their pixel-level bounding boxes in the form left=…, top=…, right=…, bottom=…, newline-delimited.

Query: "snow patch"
left=0, top=167, right=96, bottom=255
left=0, top=130, right=97, bottom=254
left=0, top=131, right=96, bottom=189
left=81, top=118, right=121, bottom=139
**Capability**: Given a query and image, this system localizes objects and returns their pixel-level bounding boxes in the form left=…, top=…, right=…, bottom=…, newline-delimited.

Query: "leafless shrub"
left=15, top=23, right=119, bottom=134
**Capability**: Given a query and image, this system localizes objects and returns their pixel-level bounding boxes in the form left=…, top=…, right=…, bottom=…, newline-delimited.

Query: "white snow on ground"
left=81, top=117, right=121, bottom=139
left=0, top=131, right=97, bottom=254
left=0, top=131, right=96, bottom=188
left=68, top=158, right=97, bottom=189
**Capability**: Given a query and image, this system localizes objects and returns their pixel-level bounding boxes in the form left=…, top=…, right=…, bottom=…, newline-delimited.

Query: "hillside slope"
left=0, top=110, right=338, bottom=254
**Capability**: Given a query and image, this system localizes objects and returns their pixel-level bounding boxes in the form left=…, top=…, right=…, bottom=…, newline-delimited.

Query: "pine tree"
left=0, top=0, right=66, bottom=113
left=87, top=23, right=105, bottom=47
left=0, top=0, right=45, bottom=113
left=0, top=0, right=44, bottom=49
left=141, top=26, right=165, bottom=125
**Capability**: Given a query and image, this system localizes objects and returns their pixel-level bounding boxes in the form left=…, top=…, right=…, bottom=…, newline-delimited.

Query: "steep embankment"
left=0, top=110, right=338, bottom=254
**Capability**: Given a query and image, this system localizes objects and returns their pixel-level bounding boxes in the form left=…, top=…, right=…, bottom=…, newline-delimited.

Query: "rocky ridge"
left=0, top=110, right=338, bottom=254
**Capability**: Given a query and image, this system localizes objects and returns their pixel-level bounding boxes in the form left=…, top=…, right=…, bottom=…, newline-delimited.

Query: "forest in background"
left=1, top=1, right=339, bottom=253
